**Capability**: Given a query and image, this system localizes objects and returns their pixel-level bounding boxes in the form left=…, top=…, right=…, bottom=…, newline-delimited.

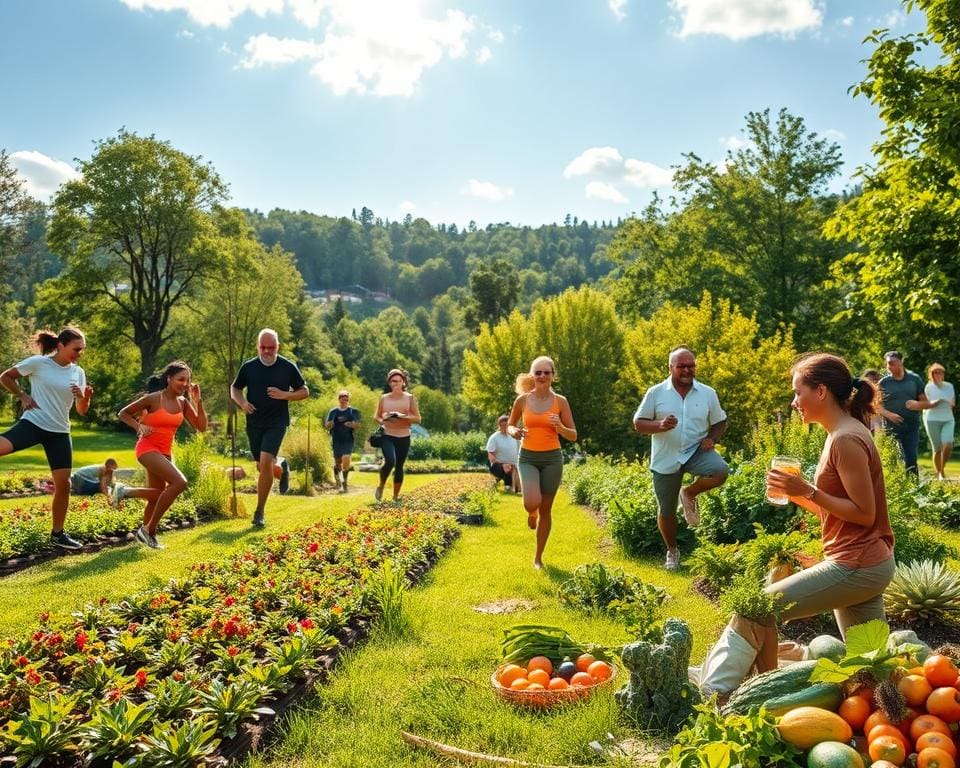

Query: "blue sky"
left=0, top=0, right=923, bottom=227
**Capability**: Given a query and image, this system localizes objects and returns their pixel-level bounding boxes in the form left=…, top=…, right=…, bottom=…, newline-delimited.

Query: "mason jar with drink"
left=766, top=456, right=802, bottom=505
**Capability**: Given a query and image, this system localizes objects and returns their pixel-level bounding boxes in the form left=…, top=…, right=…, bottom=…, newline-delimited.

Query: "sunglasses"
left=673, top=364, right=696, bottom=369
left=533, top=370, right=553, bottom=376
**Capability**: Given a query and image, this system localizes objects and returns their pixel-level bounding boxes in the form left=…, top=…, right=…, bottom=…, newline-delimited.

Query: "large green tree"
left=610, top=109, right=847, bottom=349
left=47, top=130, right=227, bottom=378
left=825, top=0, right=960, bottom=375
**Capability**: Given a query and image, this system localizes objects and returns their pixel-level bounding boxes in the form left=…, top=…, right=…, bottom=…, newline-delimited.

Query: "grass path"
left=0, top=471, right=434, bottom=636
left=242, top=487, right=725, bottom=768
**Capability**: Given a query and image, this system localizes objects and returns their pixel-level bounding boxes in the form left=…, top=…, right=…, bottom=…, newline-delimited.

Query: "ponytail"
left=514, top=373, right=534, bottom=395
left=144, top=360, right=191, bottom=394
left=793, top=353, right=877, bottom=428
left=848, top=377, right=878, bottom=428
left=31, top=327, right=84, bottom=355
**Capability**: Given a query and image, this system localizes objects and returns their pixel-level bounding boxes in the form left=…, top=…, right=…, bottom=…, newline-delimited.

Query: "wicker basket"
left=490, top=663, right=618, bottom=710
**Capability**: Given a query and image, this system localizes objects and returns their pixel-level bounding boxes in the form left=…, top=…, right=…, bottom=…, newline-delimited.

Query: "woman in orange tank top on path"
left=115, top=361, right=207, bottom=549
left=507, top=356, right=577, bottom=570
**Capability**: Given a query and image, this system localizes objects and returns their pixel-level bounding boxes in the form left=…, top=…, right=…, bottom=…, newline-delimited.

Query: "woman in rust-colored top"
left=765, top=352, right=895, bottom=637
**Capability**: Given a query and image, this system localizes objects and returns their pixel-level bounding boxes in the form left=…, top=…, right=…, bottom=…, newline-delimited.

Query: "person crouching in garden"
left=698, top=353, right=894, bottom=696
left=70, top=458, right=118, bottom=497
left=486, top=414, right=521, bottom=493
left=0, top=328, right=93, bottom=550
left=115, top=361, right=206, bottom=549
left=507, top=356, right=577, bottom=570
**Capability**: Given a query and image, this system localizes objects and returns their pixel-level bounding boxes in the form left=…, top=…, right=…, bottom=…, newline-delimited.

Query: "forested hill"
left=245, top=207, right=618, bottom=307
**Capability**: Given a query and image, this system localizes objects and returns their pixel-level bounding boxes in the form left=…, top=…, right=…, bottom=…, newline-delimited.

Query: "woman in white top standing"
left=373, top=368, right=421, bottom=502
left=0, top=328, right=93, bottom=550
left=923, top=363, right=956, bottom=481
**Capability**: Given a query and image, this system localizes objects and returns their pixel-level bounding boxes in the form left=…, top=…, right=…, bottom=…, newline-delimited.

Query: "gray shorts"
left=765, top=556, right=895, bottom=637
left=924, top=419, right=955, bottom=452
left=651, top=448, right=729, bottom=518
left=518, top=448, right=564, bottom=495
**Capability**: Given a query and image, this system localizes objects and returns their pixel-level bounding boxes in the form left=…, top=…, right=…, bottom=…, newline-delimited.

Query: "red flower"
left=15, top=655, right=29, bottom=667
left=223, top=596, right=236, bottom=607
left=134, top=669, right=148, bottom=689
left=300, top=618, right=315, bottom=630
left=24, top=668, right=41, bottom=685
left=227, top=645, right=239, bottom=657
left=307, top=542, right=319, bottom=554
left=74, top=631, right=88, bottom=652
left=286, top=622, right=298, bottom=634
left=106, top=687, right=123, bottom=702
left=127, top=623, right=140, bottom=634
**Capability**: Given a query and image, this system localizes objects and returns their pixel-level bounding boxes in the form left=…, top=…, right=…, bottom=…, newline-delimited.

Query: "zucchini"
left=722, top=660, right=842, bottom=715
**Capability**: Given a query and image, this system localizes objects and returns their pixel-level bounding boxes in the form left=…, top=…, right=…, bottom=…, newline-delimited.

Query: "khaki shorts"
left=765, top=556, right=895, bottom=637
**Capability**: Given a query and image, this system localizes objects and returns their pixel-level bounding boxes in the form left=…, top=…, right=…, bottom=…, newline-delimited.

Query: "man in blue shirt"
left=877, top=350, right=929, bottom=476
left=633, top=347, right=728, bottom=570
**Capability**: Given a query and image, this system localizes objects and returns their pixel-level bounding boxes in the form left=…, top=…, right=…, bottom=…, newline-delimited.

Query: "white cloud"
left=622, top=158, right=673, bottom=187
left=120, top=0, right=282, bottom=28
left=237, top=2, right=477, bottom=96
left=585, top=181, right=628, bottom=204
left=671, top=0, right=823, bottom=41
left=176, top=28, right=195, bottom=38
left=720, top=134, right=749, bottom=152
left=475, top=46, right=492, bottom=64
left=840, top=16, right=854, bottom=27
left=609, top=0, right=628, bottom=22
left=564, top=146, right=672, bottom=190
left=241, top=33, right=321, bottom=67
left=9, top=150, right=79, bottom=200
left=563, top=146, right=624, bottom=179
left=882, top=11, right=905, bottom=28
left=399, top=200, right=416, bottom=212
left=487, top=27, right=504, bottom=43
left=823, top=128, right=846, bottom=142
left=462, top=179, right=514, bottom=202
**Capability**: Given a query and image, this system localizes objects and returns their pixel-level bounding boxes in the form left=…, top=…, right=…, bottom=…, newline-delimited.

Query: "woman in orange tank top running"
left=507, top=355, right=577, bottom=570
left=116, top=361, right=207, bottom=549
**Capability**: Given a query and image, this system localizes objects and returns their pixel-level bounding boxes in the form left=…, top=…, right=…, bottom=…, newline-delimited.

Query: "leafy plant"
left=719, top=574, right=780, bottom=623
left=686, top=542, right=742, bottom=595
left=884, top=559, right=960, bottom=625
left=809, top=620, right=923, bottom=685
left=365, top=559, right=408, bottom=638
left=659, top=701, right=804, bottom=768
left=137, top=717, right=220, bottom=767
left=193, top=679, right=273, bottom=740
left=79, top=698, right=152, bottom=763
left=737, top=525, right=814, bottom=582
left=2, top=692, right=82, bottom=768
left=143, top=678, right=200, bottom=721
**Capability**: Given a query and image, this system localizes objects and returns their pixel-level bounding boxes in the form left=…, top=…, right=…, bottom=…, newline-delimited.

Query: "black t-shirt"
left=327, top=407, right=360, bottom=441
left=232, top=356, right=306, bottom=429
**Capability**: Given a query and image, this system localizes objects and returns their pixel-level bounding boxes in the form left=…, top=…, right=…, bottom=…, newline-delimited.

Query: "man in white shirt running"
left=633, top=347, right=729, bottom=570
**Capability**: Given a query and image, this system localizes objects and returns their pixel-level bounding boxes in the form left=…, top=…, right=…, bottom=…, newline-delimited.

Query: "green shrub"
left=686, top=542, right=742, bottom=594
left=411, top=385, right=455, bottom=433
left=189, top=464, right=232, bottom=517
left=915, top=480, right=960, bottom=528
left=283, top=425, right=334, bottom=487
left=407, top=431, right=487, bottom=463
left=175, top=432, right=209, bottom=487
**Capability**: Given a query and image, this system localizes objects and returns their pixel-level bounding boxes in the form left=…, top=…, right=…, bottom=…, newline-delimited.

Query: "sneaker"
left=252, top=511, right=265, bottom=528
left=147, top=532, right=163, bottom=550
left=50, top=530, right=82, bottom=550
left=374, top=486, right=383, bottom=501
left=665, top=548, right=681, bottom=571
left=135, top=525, right=151, bottom=546
left=109, top=483, right=126, bottom=508
left=679, top=488, right=699, bottom=528
left=278, top=460, right=290, bottom=495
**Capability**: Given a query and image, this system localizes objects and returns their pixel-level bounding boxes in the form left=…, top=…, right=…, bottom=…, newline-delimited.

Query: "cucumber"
left=722, top=660, right=842, bottom=716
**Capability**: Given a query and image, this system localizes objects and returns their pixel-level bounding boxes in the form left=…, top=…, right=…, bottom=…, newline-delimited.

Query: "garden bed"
left=0, top=477, right=466, bottom=766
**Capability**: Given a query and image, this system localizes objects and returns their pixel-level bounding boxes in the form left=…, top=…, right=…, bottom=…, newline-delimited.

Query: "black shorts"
left=332, top=439, right=354, bottom=459
left=1, top=419, right=73, bottom=471
left=247, top=425, right=287, bottom=462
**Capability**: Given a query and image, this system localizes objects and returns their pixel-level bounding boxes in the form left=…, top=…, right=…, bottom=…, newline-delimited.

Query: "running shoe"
left=50, top=530, right=82, bottom=550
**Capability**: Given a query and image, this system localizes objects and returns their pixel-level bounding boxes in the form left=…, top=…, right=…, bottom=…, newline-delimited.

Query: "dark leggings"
left=379, top=434, right=411, bottom=485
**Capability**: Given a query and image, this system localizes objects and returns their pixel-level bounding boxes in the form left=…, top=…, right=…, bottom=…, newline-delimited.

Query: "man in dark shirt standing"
left=878, top=350, right=928, bottom=476
left=230, top=328, right=309, bottom=526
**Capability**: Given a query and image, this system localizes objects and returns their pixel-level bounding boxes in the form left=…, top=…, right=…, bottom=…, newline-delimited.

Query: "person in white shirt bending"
left=632, top=346, right=728, bottom=571
left=486, top=414, right=521, bottom=493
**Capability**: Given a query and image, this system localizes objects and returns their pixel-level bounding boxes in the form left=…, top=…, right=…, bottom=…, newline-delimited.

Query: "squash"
left=723, top=660, right=843, bottom=716
left=809, top=635, right=847, bottom=662
left=776, top=707, right=853, bottom=750
left=806, top=741, right=865, bottom=768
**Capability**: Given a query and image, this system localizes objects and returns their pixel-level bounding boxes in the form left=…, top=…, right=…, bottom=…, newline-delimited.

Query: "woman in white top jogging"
left=0, top=328, right=93, bottom=550
left=923, top=363, right=956, bottom=481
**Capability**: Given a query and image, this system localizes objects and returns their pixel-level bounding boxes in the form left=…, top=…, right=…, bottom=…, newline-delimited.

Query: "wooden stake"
left=399, top=731, right=592, bottom=768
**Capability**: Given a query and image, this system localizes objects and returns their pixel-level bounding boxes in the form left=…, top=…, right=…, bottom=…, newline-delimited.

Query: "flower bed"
left=381, top=475, right=496, bottom=523
left=0, top=496, right=199, bottom=564
left=0, top=473, right=53, bottom=498
left=0, top=483, right=461, bottom=766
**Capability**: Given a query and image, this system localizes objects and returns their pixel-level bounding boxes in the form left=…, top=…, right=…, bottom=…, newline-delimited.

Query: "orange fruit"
left=498, top=664, right=525, bottom=687
left=900, top=674, right=935, bottom=708
left=927, top=687, right=960, bottom=723
left=509, top=677, right=530, bottom=691
left=856, top=685, right=876, bottom=703
left=917, top=733, right=958, bottom=758
left=873, top=762, right=901, bottom=768
left=576, top=653, right=596, bottom=672
left=570, top=671, right=596, bottom=687
left=526, top=682, right=545, bottom=691
left=911, top=714, right=953, bottom=743
left=548, top=677, right=569, bottom=691
left=925, top=656, right=960, bottom=688
left=868, top=724, right=909, bottom=750
left=526, top=668, right=551, bottom=687
left=866, top=710, right=894, bottom=736
left=918, top=747, right=957, bottom=768
left=869, top=735, right=908, bottom=766
left=527, top=656, right=553, bottom=675
left=839, top=695, right=872, bottom=730
left=587, top=660, right=612, bottom=682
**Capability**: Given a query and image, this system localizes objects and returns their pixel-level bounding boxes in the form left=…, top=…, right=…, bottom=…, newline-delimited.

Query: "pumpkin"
left=776, top=706, right=853, bottom=750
